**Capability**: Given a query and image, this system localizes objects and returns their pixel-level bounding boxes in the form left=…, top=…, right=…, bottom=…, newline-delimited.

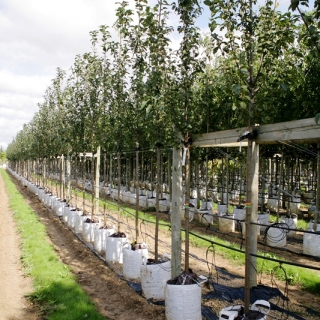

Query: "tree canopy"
left=6, top=0, right=320, bottom=160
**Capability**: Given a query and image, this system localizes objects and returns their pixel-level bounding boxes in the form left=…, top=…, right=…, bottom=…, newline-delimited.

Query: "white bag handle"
left=250, top=299, right=270, bottom=315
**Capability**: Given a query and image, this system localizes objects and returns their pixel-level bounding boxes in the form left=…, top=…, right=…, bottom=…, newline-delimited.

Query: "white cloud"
left=0, top=70, right=50, bottom=96
left=0, top=67, right=55, bottom=150
left=0, top=0, right=130, bottom=150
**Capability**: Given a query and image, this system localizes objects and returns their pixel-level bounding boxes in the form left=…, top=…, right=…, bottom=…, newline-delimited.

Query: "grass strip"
left=1, top=169, right=106, bottom=320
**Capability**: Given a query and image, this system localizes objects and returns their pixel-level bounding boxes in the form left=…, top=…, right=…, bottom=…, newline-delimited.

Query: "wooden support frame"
left=193, top=117, right=320, bottom=147
left=191, top=116, right=320, bottom=295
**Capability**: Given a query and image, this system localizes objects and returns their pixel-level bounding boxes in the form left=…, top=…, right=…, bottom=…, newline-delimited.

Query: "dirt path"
left=0, top=173, right=37, bottom=320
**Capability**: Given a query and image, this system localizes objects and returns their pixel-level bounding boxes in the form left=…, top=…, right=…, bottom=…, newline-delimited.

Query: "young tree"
left=170, top=0, right=204, bottom=272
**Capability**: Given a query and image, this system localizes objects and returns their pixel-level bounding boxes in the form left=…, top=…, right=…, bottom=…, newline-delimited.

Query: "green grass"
left=1, top=169, right=107, bottom=320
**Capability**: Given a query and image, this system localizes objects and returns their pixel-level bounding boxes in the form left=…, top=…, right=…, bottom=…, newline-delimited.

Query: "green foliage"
left=5, top=0, right=320, bottom=165
left=205, top=0, right=299, bottom=125
left=0, top=146, right=6, bottom=164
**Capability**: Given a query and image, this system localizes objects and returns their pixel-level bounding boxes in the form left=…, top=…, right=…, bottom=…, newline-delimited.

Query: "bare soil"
left=2, top=172, right=320, bottom=320
left=0, top=172, right=38, bottom=320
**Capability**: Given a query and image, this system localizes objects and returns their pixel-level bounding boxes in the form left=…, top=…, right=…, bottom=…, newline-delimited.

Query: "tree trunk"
left=155, top=146, right=161, bottom=262
left=171, top=146, right=183, bottom=277
left=135, top=148, right=140, bottom=242
left=95, top=147, right=101, bottom=217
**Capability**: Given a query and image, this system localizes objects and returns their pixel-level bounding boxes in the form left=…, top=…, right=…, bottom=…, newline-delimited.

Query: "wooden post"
left=261, top=158, right=266, bottom=212
left=117, top=150, right=121, bottom=232
left=66, top=154, right=71, bottom=203
left=103, top=152, right=107, bottom=226
left=91, top=153, right=95, bottom=216
left=151, top=155, right=154, bottom=196
left=82, top=154, right=86, bottom=213
left=155, top=145, right=161, bottom=261
left=60, top=155, right=64, bottom=199
left=205, top=148, right=209, bottom=203
left=135, top=147, right=140, bottom=242
left=62, top=156, right=65, bottom=199
left=195, top=157, right=200, bottom=209
left=184, top=145, right=191, bottom=273
left=109, top=153, right=113, bottom=188
left=75, top=155, right=78, bottom=206
left=277, top=151, right=284, bottom=222
left=314, top=143, right=320, bottom=230
left=221, top=157, right=224, bottom=205
left=171, top=146, right=182, bottom=278
left=95, top=146, right=101, bottom=217
left=239, top=164, right=242, bottom=207
left=244, top=139, right=259, bottom=312
left=167, top=149, right=171, bottom=196
left=42, top=158, right=46, bottom=188
left=226, top=149, right=229, bottom=212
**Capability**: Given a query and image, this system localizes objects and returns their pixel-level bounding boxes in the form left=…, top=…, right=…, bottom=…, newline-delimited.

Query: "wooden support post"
left=117, top=150, right=121, bottom=232
left=75, top=155, right=78, bottom=206
left=61, top=155, right=66, bottom=199
left=226, top=149, right=229, bottom=211
left=110, top=153, right=113, bottom=188
left=95, top=146, right=101, bottom=217
left=103, top=153, right=107, bottom=226
left=195, top=157, right=200, bottom=209
left=60, top=155, right=64, bottom=199
left=82, top=154, right=86, bottom=213
left=66, top=154, right=71, bottom=203
left=42, top=158, right=46, bottom=188
left=171, top=146, right=182, bottom=278
left=184, top=146, right=191, bottom=273
left=155, top=146, right=161, bottom=261
left=314, top=143, right=320, bottom=229
left=261, top=158, right=266, bottom=212
left=91, top=154, right=95, bottom=215
left=244, top=139, right=259, bottom=312
left=135, top=147, right=140, bottom=242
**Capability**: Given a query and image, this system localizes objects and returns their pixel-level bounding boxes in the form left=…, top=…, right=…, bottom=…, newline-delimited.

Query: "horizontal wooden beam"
left=192, top=117, right=320, bottom=148
left=255, top=117, right=320, bottom=145
left=192, top=127, right=248, bottom=148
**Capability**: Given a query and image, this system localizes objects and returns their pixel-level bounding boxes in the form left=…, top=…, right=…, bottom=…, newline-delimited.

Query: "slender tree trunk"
left=171, top=146, right=182, bottom=277
left=195, top=157, right=200, bottom=209
left=91, top=153, right=95, bottom=217
left=75, top=155, right=78, bottom=207
left=117, top=151, right=121, bottom=232
left=184, top=146, right=190, bottom=273
left=103, top=153, right=107, bottom=226
left=135, top=148, right=140, bottom=242
left=66, top=154, right=71, bottom=204
left=155, top=146, right=161, bottom=262
left=94, top=147, right=100, bottom=217
left=82, top=154, right=86, bottom=213
left=314, top=144, right=320, bottom=229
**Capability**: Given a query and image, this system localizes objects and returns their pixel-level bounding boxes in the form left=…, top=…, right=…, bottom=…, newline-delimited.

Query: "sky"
left=0, top=0, right=295, bottom=150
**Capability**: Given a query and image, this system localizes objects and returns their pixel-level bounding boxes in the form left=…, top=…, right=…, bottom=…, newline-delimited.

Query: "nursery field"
left=3, top=170, right=320, bottom=320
